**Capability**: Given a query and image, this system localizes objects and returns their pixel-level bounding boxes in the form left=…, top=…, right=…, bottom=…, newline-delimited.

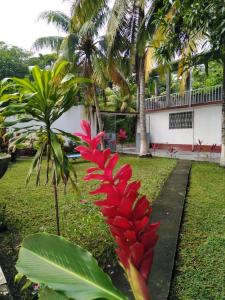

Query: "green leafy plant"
left=16, top=233, right=128, bottom=300
left=0, top=61, right=87, bottom=235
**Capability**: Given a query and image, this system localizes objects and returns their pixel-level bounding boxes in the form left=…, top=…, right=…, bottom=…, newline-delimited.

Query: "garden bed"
left=170, top=162, right=225, bottom=300
left=0, top=156, right=176, bottom=299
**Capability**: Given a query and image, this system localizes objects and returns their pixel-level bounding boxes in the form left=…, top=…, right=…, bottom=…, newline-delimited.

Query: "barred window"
left=169, top=111, right=193, bottom=129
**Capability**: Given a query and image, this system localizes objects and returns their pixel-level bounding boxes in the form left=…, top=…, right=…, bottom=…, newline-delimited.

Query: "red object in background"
left=118, top=128, right=128, bottom=144
left=74, top=120, right=159, bottom=299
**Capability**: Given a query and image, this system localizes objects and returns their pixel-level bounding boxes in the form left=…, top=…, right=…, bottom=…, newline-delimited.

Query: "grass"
left=170, top=162, right=225, bottom=300
left=0, top=156, right=175, bottom=287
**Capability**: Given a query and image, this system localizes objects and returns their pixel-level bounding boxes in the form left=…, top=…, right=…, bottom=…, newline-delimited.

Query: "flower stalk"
left=74, top=120, right=160, bottom=300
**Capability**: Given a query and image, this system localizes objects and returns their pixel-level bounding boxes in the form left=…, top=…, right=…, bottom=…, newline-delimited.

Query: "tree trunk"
left=53, top=171, right=60, bottom=236
left=139, top=56, right=149, bottom=156
left=220, top=58, right=225, bottom=166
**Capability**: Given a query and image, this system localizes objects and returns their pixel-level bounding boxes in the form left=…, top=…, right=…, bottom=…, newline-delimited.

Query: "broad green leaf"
left=61, top=74, right=92, bottom=84
left=13, top=77, right=36, bottom=93
left=16, top=233, right=128, bottom=300
left=53, top=60, right=69, bottom=77
left=39, top=287, right=71, bottom=300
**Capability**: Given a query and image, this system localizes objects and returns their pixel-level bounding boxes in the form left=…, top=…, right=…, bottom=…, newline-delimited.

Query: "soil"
left=0, top=228, right=33, bottom=300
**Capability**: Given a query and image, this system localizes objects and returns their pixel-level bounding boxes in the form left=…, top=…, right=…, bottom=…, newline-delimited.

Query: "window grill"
left=169, top=111, right=193, bottom=129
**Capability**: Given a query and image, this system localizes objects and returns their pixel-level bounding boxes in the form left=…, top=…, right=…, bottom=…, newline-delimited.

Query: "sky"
left=0, top=0, right=71, bottom=53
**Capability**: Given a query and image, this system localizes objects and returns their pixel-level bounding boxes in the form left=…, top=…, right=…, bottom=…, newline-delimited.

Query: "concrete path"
left=149, top=160, right=192, bottom=300
left=119, top=147, right=220, bottom=163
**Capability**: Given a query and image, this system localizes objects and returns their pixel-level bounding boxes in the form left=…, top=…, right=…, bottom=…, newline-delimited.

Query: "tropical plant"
left=117, top=128, right=128, bottom=152
left=74, top=120, right=159, bottom=299
left=15, top=120, right=159, bottom=300
left=102, top=86, right=136, bottom=112
left=0, top=78, right=17, bottom=151
left=16, top=233, right=127, bottom=300
left=0, top=61, right=84, bottom=235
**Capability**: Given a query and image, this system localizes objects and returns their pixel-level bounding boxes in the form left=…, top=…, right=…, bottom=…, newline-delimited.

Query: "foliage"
left=170, top=162, right=225, bottom=300
left=0, top=42, right=56, bottom=80
left=27, top=53, right=58, bottom=69
left=16, top=233, right=127, bottom=300
left=192, top=61, right=223, bottom=90
left=74, top=120, right=160, bottom=300
left=0, top=41, right=30, bottom=80
left=101, top=86, right=136, bottom=112
left=0, top=61, right=84, bottom=235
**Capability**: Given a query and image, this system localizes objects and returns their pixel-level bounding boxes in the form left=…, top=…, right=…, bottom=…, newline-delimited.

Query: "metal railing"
left=145, top=85, right=223, bottom=110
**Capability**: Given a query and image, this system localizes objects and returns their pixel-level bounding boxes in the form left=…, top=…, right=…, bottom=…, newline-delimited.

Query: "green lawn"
left=0, top=156, right=175, bottom=271
left=170, top=162, right=225, bottom=300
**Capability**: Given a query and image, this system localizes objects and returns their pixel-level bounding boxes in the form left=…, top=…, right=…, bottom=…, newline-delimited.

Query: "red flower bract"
left=74, top=120, right=160, bottom=284
left=118, top=128, right=128, bottom=144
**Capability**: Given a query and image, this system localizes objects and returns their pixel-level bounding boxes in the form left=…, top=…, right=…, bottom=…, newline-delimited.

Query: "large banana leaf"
left=16, top=233, right=127, bottom=300
left=39, top=287, right=71, bottom=300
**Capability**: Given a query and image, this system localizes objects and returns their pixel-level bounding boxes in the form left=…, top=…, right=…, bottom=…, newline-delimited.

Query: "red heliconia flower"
left=74, top=120, right=160, bottom=300
left=118, top=128, right=128, bottom=144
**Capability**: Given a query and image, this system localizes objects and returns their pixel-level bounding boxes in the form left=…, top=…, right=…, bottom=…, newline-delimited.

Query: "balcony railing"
left=145, top=85, right=223, bottom=111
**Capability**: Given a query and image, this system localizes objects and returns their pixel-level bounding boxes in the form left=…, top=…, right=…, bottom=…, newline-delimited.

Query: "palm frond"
left=107, top=59, right=130, bottom=96
left=145, top=47, right=155, bottom=82
left=70, top=0, right=108, bottom=32
left=106, top=0, right=135, bottom=55
left=38, top=10, right=70, bottom=32
left=59, top=34, right=79, bottom=62
left=32, top=36, right=64, bottom=52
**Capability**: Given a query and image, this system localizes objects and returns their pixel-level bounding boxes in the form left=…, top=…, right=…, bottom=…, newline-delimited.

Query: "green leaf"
left=50, top=131, right=64, bottom=165
left=55, top=129, right=80, bottom=142
left=39, top=287, right=71, bottom=300
left=16, top=233, right=127, bottom=300
left=61, top=74, right=92, bottom=84
left=26, top=142, right=46, bottom=184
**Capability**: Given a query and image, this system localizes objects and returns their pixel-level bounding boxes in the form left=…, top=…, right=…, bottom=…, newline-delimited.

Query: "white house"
left=136, top=85, right=222, bottom=153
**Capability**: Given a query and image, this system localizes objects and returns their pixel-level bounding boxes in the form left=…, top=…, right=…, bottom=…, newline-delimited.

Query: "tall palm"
left=106, top=0, right=166, bottom=156
left=33, top=8, right=107, bottom=145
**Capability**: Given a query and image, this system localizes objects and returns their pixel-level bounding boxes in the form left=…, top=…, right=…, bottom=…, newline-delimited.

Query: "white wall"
left=53, top=105, right=86, bottom=133
left=8, top=105, right=97, bottom=136
left=194, top=105, right=221, bottom=145
left=145, top=104, right=222, bottom=146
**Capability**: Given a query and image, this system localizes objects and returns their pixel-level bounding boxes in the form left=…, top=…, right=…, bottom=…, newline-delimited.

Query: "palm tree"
left=1, top=61, right=83, bottom=235
left=106, top=0, right=166, bottom=156
left=33, top=8, right=107, bottom=145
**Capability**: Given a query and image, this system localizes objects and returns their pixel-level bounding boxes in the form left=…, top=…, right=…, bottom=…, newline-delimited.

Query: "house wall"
left=53, top=105, right=94, bottom=134
left=140, top=103, right=222, bottom=152
left=8, top=105, right=97, bottom=138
